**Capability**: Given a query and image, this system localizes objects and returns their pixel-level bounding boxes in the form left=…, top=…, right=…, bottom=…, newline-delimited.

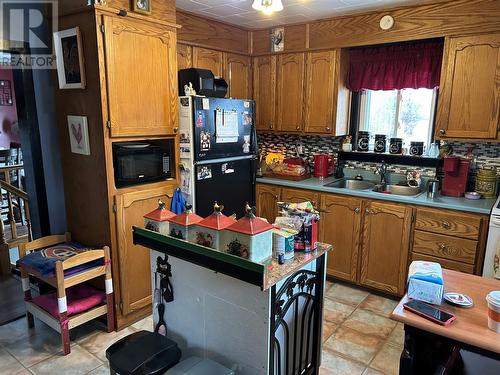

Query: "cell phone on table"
left=403, top=300, right=456, bottom=326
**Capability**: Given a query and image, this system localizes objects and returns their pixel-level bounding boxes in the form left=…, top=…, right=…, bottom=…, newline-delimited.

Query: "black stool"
left=106, top=330, right=181, bottom=375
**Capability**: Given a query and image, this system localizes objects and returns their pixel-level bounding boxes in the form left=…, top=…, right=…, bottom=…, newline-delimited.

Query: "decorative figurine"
left=184, top=82, right=196, bottom=96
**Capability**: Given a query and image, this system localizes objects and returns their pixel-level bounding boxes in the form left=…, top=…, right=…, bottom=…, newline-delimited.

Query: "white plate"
left=444, top=292, right=473, bottom=308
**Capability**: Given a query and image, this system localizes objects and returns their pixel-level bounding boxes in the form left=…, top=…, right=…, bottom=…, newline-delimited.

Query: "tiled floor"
left=0, top=280, right=402, bottom=375
left=320, top=280, right=403, bottom=375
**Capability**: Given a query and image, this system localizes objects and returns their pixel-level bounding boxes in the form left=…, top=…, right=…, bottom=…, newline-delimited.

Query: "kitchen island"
left=133, top=226, right=332, bottom=375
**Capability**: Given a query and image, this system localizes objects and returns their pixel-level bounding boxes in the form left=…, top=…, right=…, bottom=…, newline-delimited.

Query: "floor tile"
left=323, top=298, right=356, bottom=324
left=342, top=308, right=397, bottom=339
left=323, top=320, right=337, bottom=343
left=0, top=317, right=43, bottom=347
left=0, top=347, right=30, bottom=375
left=131, top=315, right=154, bottom=332
left=71, top=320, right=107, bottom=344
left=4, top=323, right=64, bottom=367
left=325, top=283, right=370, bottom=307
left=87, top=363, right=110, bottom=375
left=370, top=342, right=401, bottom=375
left=324, top=326, right=382, bottom=365
left=78, top=327, right=136, bottom=362
left=387, top=323, right=405, bottom=347
left=358, top=294, right=399, bottom=317
left=362, top=367, right=386, bottom=375
left=320, top=349, right=366, bottom=375
left=28, top=345, right=102, bottom=375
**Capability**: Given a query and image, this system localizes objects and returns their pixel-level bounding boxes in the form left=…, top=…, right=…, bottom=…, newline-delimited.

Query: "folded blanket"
left=16, top=242, right=101, bottom=277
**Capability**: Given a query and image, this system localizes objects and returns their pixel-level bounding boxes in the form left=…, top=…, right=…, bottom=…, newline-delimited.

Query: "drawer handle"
left=441, top=221, right=451, bottom=230
left=439, top=243, right=450, bottom=254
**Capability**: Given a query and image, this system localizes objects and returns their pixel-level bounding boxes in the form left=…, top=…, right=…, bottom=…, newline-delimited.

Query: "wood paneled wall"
left=176, top=11, right=250, bottom=54
left=53, top=11, right=110, bottom=247
left=59, top=0, right=176, bottom=24
left=252, top=0, right=500, bottom=54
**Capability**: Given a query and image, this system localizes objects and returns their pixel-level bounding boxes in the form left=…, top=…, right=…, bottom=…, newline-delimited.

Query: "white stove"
left=483, top=194, right=500, bottom=278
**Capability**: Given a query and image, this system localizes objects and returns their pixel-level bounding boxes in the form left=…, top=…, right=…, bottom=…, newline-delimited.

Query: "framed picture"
left=67, top=115, right=91, bottom=155
left=133, top=0, right=152, bottom=15
left=53, top=27, right=86, bottom=89
left=270, top=27, right=284, bottom=52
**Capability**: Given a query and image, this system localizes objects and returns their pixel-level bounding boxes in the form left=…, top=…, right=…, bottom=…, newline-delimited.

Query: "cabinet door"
left=304, top=51, right=337, bottom=134
left=103, top=16, right=177, bottom=137
left=359, top=201, right=413, bottom=295
left=276, top=53, right=305, bottom=132
left=255, top=184, right=280, bottom=224
left=114, top=186, right=174, bottom=318
left=224, top=53, right=252, bottom=99
left=281, top=187, right=319, bottom=208
left=192, top=47, right=223, bottom=77
left=321, top=194, right=362, bottom=282
left=253, top=55, right=277, bottom=131
left=177, top=43, right=192, bottom=71
left=436, top=34, right=500, bottom=139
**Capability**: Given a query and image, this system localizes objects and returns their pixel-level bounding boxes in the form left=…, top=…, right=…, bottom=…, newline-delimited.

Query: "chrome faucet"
left=374, top=162, right=388, bottom=184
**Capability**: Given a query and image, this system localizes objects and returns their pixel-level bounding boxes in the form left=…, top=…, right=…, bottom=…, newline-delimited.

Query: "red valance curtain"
left=347, top=41, right=444, bottom=92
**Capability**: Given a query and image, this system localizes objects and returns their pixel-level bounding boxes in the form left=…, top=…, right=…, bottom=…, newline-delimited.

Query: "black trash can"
left=106, top=330, right=181, bottom=375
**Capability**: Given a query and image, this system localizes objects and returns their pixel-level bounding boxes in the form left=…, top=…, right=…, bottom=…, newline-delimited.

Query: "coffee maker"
left=442, top=156, right=470, bottom=197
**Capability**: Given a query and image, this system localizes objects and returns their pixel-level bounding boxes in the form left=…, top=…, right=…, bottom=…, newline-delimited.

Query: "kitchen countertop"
left=257, top=176, right=497, bottom=215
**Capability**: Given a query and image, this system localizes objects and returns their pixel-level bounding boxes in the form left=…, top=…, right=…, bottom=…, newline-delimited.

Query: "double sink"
left=324, top=178, right=422, bottom=197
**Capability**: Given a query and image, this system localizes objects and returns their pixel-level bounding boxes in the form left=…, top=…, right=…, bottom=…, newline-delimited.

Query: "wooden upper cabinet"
left=114, top=186, right=174, bottom=324
left=436, top=33, right=500, bottom=140
left=304, top=51, right=337, bottom=134
left=276, top=53, right=305, bottom=132
left=255, top=184, right=280, bottom=224
left=192, top=47, right=223, bottom=77
left=177, top=43, right=192, bottom=71
left=321, top=194, right=362, bottom=282
left=253, top=55, right=277, bottom=131
left=224, top=53, right=252, bottom=99
left=359, top=201, right=413, bottom=295
left=103, top=16, right=177, bottom=137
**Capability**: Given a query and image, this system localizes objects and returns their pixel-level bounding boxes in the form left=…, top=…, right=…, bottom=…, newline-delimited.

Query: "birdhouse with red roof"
left=167, top=204, right=203, bottom=241
left=143, top=199, right=176, bottom=235
left=221, top=204, right=274, bottom=263
left=190, top=202, right=235, bottom=251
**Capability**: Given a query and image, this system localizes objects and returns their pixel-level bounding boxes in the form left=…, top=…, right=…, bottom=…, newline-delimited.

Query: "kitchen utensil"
left=427, top=179, right=439, bottom=198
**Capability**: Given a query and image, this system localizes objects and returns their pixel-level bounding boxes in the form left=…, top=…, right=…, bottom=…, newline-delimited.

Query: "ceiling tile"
left=175, top=0, right=427, bottom=29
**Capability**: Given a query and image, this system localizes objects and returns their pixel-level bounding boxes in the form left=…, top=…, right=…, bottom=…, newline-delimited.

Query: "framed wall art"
left=67, top=115, right=91, bottom=155
left=133, top=0, right=152, bottom=15
left=53, top=27, right=86, bottom=89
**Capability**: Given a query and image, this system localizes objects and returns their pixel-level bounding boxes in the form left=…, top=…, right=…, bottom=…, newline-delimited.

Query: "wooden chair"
left=18, top=232, right=115, bottom=355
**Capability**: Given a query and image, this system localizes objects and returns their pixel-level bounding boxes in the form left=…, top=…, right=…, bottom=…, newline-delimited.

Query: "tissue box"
left=407, top=261, right=444, bottom=305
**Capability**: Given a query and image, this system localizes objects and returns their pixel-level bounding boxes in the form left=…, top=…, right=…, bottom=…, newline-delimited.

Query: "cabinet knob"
left=173, top=127, right=178, bottom=133
left=326, top=127, right=331, bottom=132
left=442, top=221, right=451, bottom=229
left=296, top=125, right=300, bottom=130
left=439, top=243, right=450, bottom=253
left=365, top=208, right=370, bottom=214
left=354, top=207, right=360, bottom=214
left=270, top=124, right=274, bottom=130
left=439, top=129, right=446, bottom=135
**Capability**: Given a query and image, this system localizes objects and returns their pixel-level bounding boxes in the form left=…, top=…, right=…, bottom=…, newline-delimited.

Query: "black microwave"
left=112, top=140, right=175, bottom=188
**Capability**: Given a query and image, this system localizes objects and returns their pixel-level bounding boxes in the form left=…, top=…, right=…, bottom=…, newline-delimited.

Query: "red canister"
left=314, top=154, right=330, bottom=178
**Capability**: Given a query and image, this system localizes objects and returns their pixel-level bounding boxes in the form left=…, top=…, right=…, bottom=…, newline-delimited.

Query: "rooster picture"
left=71, top=122, right=83, bottom=148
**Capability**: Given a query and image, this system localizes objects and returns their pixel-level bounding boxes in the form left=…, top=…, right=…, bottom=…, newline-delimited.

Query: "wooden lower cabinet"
left=320, top=195, right=362, bottom=282
left=359, top=201, right=413, bottom=295
left=255, top=184, right=280, bottom=224
left=281, top=187, right=319, bottom=208
left=113, top=186, right=174, bottom=327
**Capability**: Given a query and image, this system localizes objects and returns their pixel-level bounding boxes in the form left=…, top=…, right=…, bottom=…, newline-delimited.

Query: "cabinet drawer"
left=415, top=208, right=481, bottom=239
left=413, top=230, right=477, bottom=264
left=411, top=252, right=474, bottom=274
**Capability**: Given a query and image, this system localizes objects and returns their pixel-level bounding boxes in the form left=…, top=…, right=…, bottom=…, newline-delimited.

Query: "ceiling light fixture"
left=252, top=0, right=284, bottom=15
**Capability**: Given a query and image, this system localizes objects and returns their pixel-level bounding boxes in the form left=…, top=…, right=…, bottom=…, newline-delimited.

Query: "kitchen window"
left=358, top=88, right=437, bottom=149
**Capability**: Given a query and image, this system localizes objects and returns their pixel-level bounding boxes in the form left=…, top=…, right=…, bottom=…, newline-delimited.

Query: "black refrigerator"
left=178, top=96, right=257, bottom=218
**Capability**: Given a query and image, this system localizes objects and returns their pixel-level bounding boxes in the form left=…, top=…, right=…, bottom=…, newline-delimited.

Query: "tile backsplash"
left=257, top=133, right=500, bottom=178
